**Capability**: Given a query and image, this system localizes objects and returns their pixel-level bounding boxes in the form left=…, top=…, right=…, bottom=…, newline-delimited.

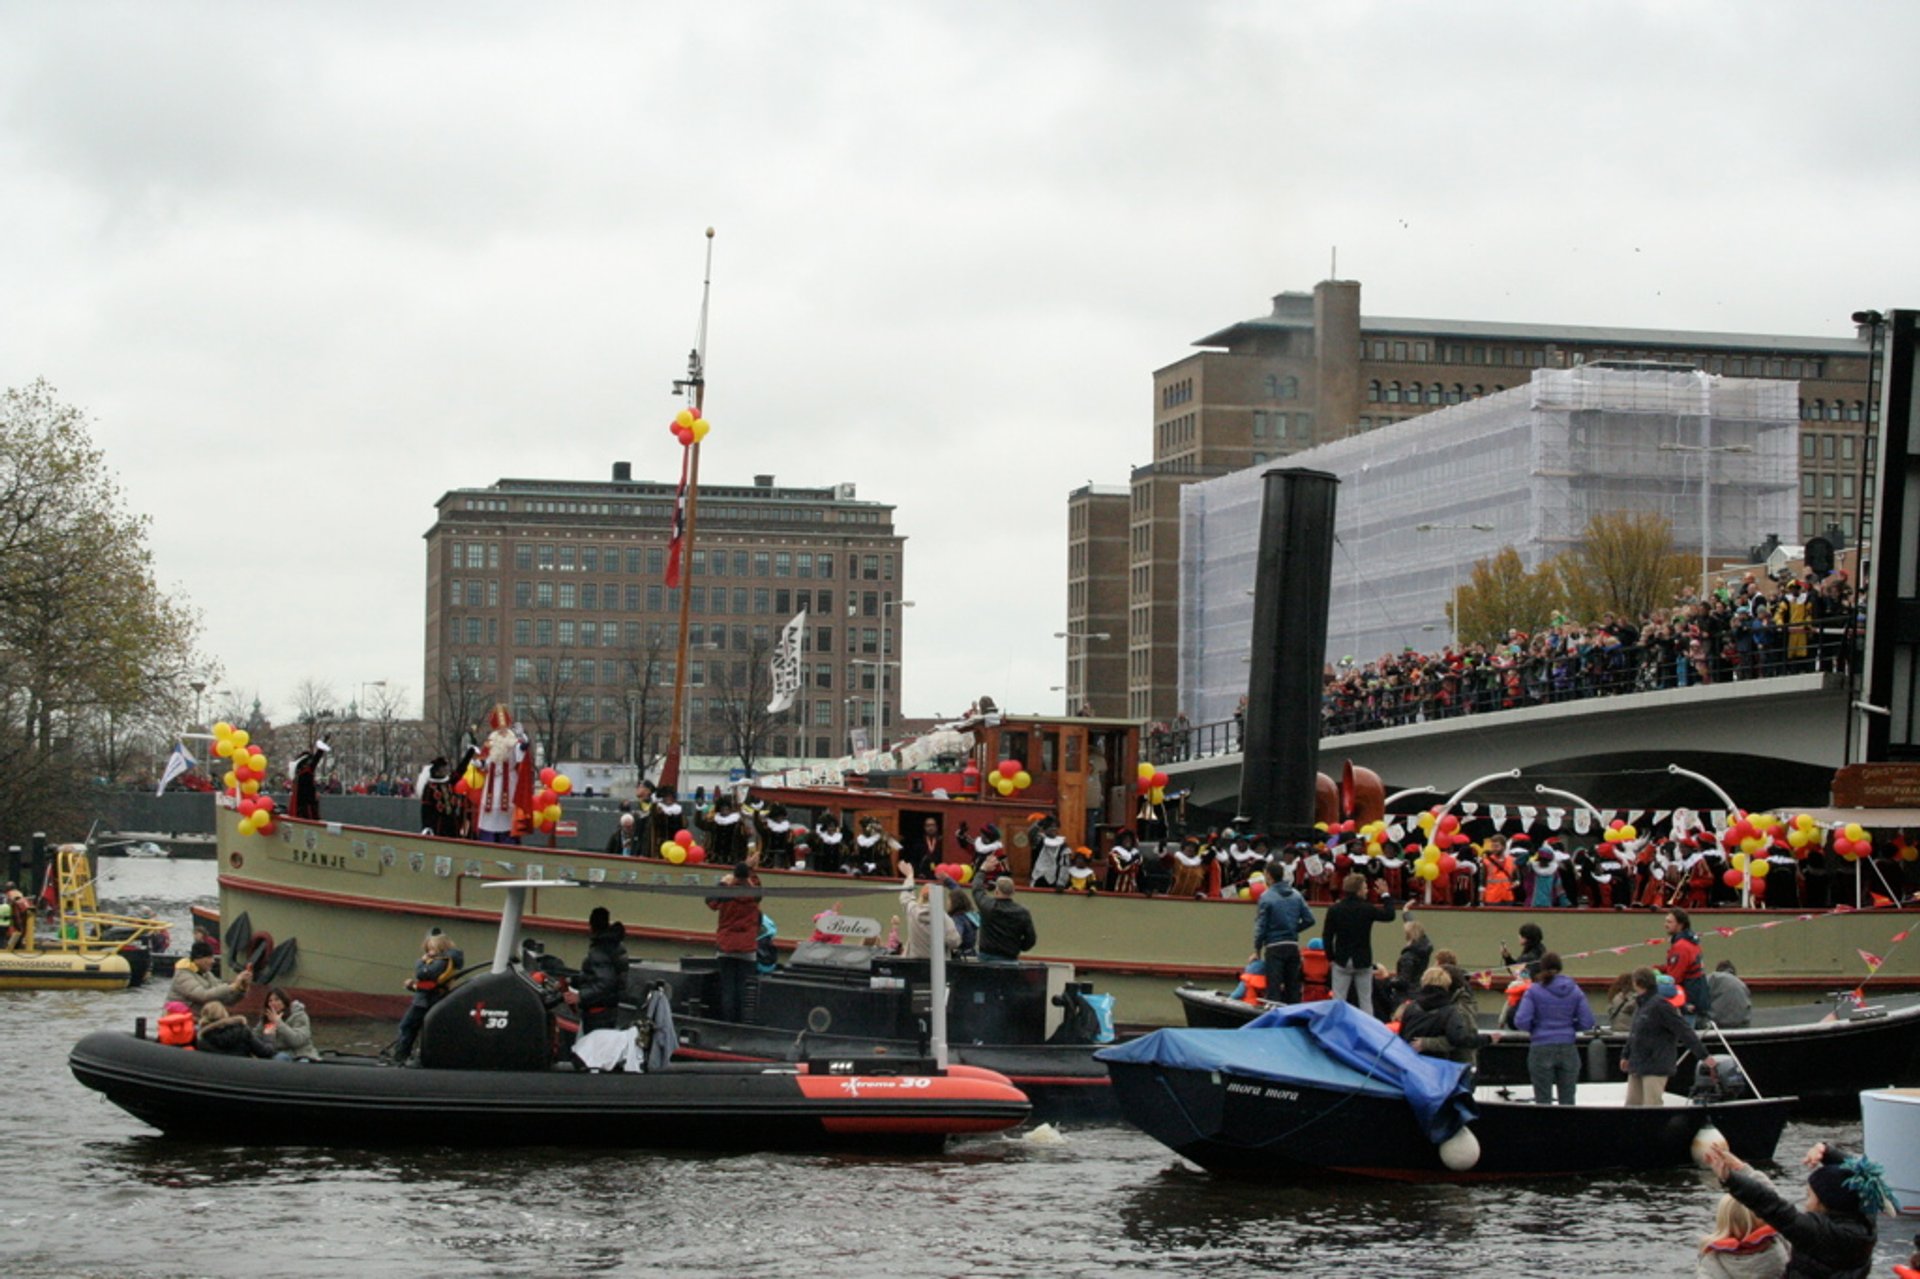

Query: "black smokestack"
left=1236, top=468, right=1339, bottom=839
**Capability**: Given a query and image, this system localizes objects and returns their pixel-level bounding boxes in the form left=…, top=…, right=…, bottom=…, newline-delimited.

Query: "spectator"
left=1704, top=1139, right=1886, bottom=1279
left=1707, top=959, right=1753, bottom=1029
left=705, top=858, right=762, bottom=1021
left=1692, top=1193, right=1787, bottom=1279
left=169, top=939, right=251, bottom=1010
left=261, top=987, right=319, bottom=1061
left=195, top=1000, right=274, bottom=1058
left=1323, top=873, right=1398, bottom=1017
left=392, top=930, right=462, bottom=1062
left=1621, top=966, right=1710, bottom=1106
left=1515, top=952, right=1596, bottom=1105
left=978, top=877, right=1036, bottom=963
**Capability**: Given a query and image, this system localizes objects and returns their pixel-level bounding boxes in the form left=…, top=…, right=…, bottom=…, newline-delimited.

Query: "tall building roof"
left=1195, top=311, right=1865, bottom=355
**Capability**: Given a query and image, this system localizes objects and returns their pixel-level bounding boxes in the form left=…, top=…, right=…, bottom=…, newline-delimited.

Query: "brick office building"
left=1072, top=278, right=1875, bottom=722
left=424, top=466, right=906, bottom=776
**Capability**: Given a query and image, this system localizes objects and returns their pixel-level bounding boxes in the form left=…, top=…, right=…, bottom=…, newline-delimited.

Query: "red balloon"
left=1722, top=868, right=1745, bottom=888
left=238, top=798, right=258, bottom=818
left=540, top=768, right=557, bottom=785
left=257, top=819, right=276, bottom=837
left=997, top=760, right=1021, bottom=780
left=1152, top=771, right=1170, bottom=789
left=1247, top=882, right=1267, bottom=900
left=674, top=829, right=694, bottom=847
left=1438, top=854, right=1458, bottom=875
left=687, top=846, right=708, bottom=864
left=257, top=794, right=275, bottom=812
left=1438, top=814, right=1459, bottom=834
left=1136, top=778, right=1153, bottom=794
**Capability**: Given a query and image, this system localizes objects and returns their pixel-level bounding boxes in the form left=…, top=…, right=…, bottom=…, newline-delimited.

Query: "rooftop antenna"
left=1330, top=245, right=1337, bottom=279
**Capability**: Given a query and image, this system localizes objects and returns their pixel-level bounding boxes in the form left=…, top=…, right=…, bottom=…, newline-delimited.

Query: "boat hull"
left=1860, top=1088, right=1920, bottom=1216
left=69, top=1031, right=1030, bottom=1152
left=216, top=811, right=1920, bottom=1027
left=1103, top=1058, right=1792, bottom=1180
left=1175, top=986, right=1920, bottom=1108
left=0, top=950, right=135, bottom=992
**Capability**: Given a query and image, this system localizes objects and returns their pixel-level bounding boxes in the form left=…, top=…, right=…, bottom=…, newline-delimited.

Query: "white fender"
left=1439, top=1125, right=1481, bottom=1171
left=1691, top=1123, right=1726, bottom=1168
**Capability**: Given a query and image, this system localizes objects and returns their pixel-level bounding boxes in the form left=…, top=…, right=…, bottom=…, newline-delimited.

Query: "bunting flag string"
left=1462, top=902, right=1920, bottom=990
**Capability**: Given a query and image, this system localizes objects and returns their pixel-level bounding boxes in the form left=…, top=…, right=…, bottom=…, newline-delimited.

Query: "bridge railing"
left=1150, top=627, right=1857, bottom=766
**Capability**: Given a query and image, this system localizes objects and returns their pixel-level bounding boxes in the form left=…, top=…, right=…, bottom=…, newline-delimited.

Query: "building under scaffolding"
left=1177, top=365, right=1800, bottom=725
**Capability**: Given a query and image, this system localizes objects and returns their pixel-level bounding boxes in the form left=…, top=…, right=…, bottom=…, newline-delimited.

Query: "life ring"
left=245, top=932, right=275, bottom=976
left=806, top=1006, right=834, bottom=1033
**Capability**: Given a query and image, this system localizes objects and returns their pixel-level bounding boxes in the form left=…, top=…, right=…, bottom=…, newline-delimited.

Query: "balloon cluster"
left=1784, top=813, right=1822, bottom=854
left=1356, top=819, right=1390, bottom=856
left=660, top=829, right=708, bottom=864
left=1411, top=809, right=1468, bottom=882
left=1235, top=870, right=1268, bottom=902
left=669, top=407, right=711, bottom=447
left=931, top=862, right=976, bottom=886
left=530, top=766, right=573, bottom=834
left=1720, top=812, right=1782, bottom=861
left=1595, top=819, right=1637, bottom=861
left=989, top=760, right=1033, bottom=797
left=1834, top=821, right=1872, bottom=862
left=453, top=762, right=485, bottom=797
left=213, top=722, right=276, bottom=836
left=1135, top=762, right=1168, bottom=805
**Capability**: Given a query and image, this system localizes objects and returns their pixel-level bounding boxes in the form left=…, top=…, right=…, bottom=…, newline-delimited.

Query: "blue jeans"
left=1528, top=1041, right=1580, bottom=1104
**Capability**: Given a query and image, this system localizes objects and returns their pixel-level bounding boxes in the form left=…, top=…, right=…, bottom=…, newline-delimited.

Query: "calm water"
left=2, top=858, right=1910, bottom=1279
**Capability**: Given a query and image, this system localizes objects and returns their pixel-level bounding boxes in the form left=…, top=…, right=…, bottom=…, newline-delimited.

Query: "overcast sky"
left=4, top=1, right=1917, bottom=729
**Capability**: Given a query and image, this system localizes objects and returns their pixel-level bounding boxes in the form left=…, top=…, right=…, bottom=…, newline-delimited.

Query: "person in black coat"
left=1373, top=920, right=1432, bottom=1020
left=570, top=908, right=630, bottom=1034
left=1322, top=872, right=1399, bottom=1017
left=977, top=877, right=1037, bottom=962
left=1620, top=966, right=1710, bottom=1106
left=1705, top=1139, right=1886, bottom=1279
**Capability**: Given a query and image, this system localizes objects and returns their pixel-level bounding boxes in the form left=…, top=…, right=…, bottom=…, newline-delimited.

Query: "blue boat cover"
left=1097, top=999, right=1474, bottom=1144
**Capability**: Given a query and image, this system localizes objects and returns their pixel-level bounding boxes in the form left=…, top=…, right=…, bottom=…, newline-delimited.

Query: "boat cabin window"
left=1000, top=730, right=1030, bottom=772
left=1039, top=731, right=1059, bottom=776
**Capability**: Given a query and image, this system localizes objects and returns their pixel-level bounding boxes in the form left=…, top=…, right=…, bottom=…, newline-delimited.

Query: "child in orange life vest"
left=157, top=999, right=197, bottom=1047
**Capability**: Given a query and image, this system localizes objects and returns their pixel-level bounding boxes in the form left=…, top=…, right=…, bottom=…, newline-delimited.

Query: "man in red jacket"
left=706, top=857, right=763, bottom=1021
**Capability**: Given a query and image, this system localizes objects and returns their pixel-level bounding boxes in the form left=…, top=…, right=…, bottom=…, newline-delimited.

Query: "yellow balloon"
left=1619, top=824, right=1638, bottom=841
left=675, top=409, right=696, bottom=428
left=215, top=740, right=234, bottom=758
left=1149, top=787, right=1164, bottom=803
left=1013, top=771, right=1032, bottom=790
left=212, top=720, right=234, bottom=739
left=223, top=770, right=239, bottom=789
left=664, top=845, right=687, bottom=864
left=1731, top=852, right=1749, bottom=870
left=1417, top=862, right=1440, bottom=881
left=545, top=804, right=562, bottom=823
left=1845, top=823, right=1867, bottom=842
left=692, top=420, right=710, bottom=441
left=230, top=729, right=250, bottom=749
left=1418, top=812, right=1436, bottom=832
left=241, top=779, right=261, bottom=795
left=1750, top=859, right=1771, bottom=878
left=553, top=775, right=573, bottom=795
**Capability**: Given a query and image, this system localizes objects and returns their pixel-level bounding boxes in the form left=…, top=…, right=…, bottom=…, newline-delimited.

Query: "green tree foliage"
left=0, top=381, right=208, bottom=838
left=1449, top=546, right=1566, bottom=648
left=1554, top=511, right=1691, bottom=622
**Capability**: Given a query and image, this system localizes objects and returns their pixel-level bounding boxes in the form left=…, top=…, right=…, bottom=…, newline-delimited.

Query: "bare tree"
left=619, top=628, right=670, bottom=779
left=365, top=681, right=410, bottom=779
left=709, top=638, right=789, bottom=776
left=290, top=678, right=338, bottom=729
left=525, top=649, right=579, bottom=767
left=434, top=656, right=495, bottom=761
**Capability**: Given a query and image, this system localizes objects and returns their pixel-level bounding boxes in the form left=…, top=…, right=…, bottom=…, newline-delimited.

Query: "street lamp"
left=1659, top=441, right=1755, bottom=601
left=877, top=599, right=913, bottom=745
left=1414, top=523, right=1495, bottom=649
left=1053, top=629, right=1112, bottom=713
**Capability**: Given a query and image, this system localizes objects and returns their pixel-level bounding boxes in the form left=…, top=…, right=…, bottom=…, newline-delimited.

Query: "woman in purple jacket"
left=1514, top=952, right=1596, bottom=1105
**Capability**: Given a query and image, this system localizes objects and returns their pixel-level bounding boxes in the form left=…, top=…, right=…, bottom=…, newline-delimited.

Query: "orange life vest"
left=157, top=1011, right=197, bottom=1047
left=1238, top=970, right=1267, bottom=1006
left=1483, top=855, right=1515, bottom=904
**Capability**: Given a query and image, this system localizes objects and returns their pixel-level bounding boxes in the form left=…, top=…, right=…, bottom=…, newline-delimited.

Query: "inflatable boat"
left=69, top=880, right=1030, bottom=1153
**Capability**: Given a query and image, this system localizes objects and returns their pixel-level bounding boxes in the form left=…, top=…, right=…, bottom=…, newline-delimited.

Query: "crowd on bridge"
left=1322, top=571, right=1856, bottom=736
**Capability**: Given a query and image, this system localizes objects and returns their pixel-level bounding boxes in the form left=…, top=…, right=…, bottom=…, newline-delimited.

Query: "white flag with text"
left=767, top=608, right=808, bottom=714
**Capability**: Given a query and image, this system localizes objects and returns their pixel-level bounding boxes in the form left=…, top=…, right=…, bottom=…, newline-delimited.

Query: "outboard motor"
left=1688, top=1055, right=1749, bottom=1103
left=419, top=970, right=553, bottom=1072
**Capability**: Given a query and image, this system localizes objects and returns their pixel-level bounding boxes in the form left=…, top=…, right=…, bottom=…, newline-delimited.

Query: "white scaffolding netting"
left=1178, top=366, right=1800, bottom=725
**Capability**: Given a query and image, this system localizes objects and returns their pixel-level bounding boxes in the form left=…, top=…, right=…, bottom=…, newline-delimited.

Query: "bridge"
left=1159, top=671, right=1851, bottom=815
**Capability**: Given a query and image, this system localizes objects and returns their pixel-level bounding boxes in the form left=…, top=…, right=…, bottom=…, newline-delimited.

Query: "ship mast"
left=658, top=228, right=715, bottom=793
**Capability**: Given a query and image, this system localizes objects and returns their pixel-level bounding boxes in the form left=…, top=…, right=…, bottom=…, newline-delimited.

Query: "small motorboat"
left=646, top=927, right=1123, bottom=1120
left=1097, top=1000, right=1794, bottom=1181
left=1175, top=983, right=1920, bottom=1109
left=1860, top=1087, right=1920, bottom=1216
left=70, top=880, right=1030, bottom=1153
left=1, top=846, right=168, bottom=992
